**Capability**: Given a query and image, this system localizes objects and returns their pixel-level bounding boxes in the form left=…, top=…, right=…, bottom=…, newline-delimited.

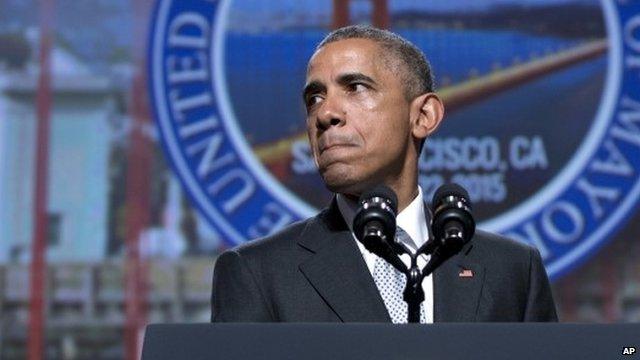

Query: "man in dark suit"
left=212, top=25, right=557, bottom=323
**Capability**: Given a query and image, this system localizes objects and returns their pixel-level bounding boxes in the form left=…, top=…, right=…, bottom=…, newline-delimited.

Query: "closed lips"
left=321, top=143, right=355, bottom=152
left=318, top=135, right=358, bottom=153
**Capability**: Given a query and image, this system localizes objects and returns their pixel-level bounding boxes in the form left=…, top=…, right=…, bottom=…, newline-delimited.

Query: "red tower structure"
left=28, top=0, right=53, bottom=358
left=123, top=0, right=153, bottom=358
left=333, top=0, right=389, bottom=29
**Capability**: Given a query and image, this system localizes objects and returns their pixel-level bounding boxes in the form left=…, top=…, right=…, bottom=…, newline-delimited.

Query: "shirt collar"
left=336, top=186, right=430, bottom=252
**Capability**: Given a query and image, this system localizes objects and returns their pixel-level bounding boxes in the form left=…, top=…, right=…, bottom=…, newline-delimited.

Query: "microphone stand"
left=388, top=238, right=450, bottom=323
left=404, top=254, right=424, bottom=323
left=355, top=184, right=473, bottom=323
left=355, top=211, right=465, bottom=323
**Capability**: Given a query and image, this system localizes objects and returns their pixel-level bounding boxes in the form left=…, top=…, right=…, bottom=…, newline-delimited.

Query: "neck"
left=341, top=179, right=418, bottom=213
left=386, top=155, right=420, bottom=213
left=388, top=178, right=419, bottom=213
left=342, top=154, right=420, bottom=212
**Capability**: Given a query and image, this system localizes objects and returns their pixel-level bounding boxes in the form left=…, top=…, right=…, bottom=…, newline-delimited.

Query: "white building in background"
left=0, top=44, right=115, bottom=263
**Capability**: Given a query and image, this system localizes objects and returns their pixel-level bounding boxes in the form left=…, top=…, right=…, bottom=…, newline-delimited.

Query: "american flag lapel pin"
left=458, top=268, right=474, bottom=278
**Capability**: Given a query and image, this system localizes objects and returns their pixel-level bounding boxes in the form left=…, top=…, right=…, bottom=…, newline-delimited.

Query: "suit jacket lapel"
left=433, top=242, right=485, bottom=322
left=297, top=199, right=390, bottom=322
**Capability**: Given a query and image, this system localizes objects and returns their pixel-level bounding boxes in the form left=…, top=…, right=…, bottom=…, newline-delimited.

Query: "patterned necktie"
left=372, top=227, right=427, bottom=324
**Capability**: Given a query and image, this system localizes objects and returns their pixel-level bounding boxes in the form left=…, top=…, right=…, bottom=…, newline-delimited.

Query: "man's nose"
left=316, top=95, right=345, bottom=130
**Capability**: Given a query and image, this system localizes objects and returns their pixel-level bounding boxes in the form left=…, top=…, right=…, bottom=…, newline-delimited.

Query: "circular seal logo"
left=149, top=0, right=640, bottom=280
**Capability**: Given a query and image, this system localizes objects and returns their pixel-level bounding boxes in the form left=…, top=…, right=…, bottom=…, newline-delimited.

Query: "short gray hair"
left=316, top=25, right=434, bottom=99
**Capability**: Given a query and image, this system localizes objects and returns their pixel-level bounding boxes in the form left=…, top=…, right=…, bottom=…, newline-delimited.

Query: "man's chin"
left=321, top=172, right=368, bottom=197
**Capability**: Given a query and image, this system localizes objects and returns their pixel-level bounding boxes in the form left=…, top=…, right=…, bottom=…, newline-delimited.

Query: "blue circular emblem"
left=149, top=0, right=640, bottom=280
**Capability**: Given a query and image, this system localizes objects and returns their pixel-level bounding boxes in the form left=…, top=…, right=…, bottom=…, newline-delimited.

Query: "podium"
left=142, top=323, right=639, bottom=360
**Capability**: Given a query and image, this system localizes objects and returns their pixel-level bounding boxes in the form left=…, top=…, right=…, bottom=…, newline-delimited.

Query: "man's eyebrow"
left=302, top=80, right=325, bottom=101
left=302, top=73, right=377, bottom=100
left=336, top=72, right=376, bottom=86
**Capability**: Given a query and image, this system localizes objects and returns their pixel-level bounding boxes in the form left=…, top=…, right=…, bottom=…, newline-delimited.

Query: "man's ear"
left=410, top=93, right=444, bottom=141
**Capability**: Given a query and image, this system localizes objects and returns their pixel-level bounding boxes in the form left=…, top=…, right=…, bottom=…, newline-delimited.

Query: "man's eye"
left=348, top=83, right=368, bottom=92
left=306, top=95, right=323, bottom=108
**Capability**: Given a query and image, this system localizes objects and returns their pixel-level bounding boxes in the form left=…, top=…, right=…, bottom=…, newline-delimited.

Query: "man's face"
left=303, top=38, right=414, bottom=195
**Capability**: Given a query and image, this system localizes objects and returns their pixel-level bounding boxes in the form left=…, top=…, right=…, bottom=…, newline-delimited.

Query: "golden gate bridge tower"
left=332, top=0, right=390, bottom=29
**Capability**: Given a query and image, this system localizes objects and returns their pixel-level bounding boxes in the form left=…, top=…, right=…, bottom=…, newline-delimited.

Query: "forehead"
left=306, top=38, right=389, bottom=79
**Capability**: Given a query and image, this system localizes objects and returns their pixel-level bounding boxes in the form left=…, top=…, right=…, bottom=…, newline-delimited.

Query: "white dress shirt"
left=336, top=187, right=434, bottom=323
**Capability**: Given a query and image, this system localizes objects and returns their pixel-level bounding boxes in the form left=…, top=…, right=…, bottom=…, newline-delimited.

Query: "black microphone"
left=421, top=183, right=475, bottom=276
left=353, top=185, right=405, bottom=272
left=431, top=183, right=475, bottom=255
